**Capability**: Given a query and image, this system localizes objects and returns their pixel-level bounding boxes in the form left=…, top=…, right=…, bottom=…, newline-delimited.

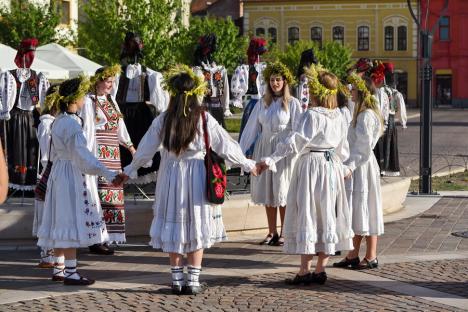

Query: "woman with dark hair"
left=82, top=65, right=135, bottom=254
left=37, top=76, right=121, bottom=286
left=240, top=61, right=302, bottom=247
left=122, top=65, right=257, bottom=295
left=296, top=49, right=318, bottom=110
left=334, top=74, right=384, bottom=270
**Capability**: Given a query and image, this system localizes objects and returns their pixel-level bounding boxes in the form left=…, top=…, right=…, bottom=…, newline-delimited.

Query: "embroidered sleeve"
left=230, top=65, right=248, bottom=108
left=222, top=68, right=232, bottom=116
left=38, top=73, right=50, bottom=110
left=80, top=96, right=97, bottom=154
left=0, top=72, right=16, bottom=120
left=147, top=69, right=167, bottom=113
left=298, top=74, right=309, bottom=111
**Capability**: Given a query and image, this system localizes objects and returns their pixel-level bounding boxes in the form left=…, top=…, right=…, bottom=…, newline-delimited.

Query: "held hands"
left=255, top=161, right=269, bottom=175
left=111, top=173, right=129, bottom=187
left=128, top=146, right=137, bottom=156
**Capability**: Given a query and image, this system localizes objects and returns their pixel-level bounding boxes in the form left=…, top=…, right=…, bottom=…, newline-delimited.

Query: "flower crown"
left=47, top=75, right=91, bottom=111
left=42, top=85, right=59, bottom=113
left=263, top=61, right=295, bottom=86
left=347, top=72, right=376, bottom=106
left=304, top=64, right=338, bottom=101
left=162, top=64, right=208, bottom=117
left=91, top=64, right=121, bottom=85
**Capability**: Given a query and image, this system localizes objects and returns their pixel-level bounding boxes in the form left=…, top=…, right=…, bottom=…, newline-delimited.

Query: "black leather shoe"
left=89, top=243, right=114, bottom=255
left=64, top=273, right=95, bottom=286
left=184, top=283, right=207, bottom=295
left=354, top=258, right=379, bottom=270
left=310, top=272, right=327, bottom=285
left=267, top=233, right=280, bottom=246
left=333, top=257, right=360, bottom=269
left=171, top=284, right=185, bottom=295
left=285, top=273, right=312, bottom=285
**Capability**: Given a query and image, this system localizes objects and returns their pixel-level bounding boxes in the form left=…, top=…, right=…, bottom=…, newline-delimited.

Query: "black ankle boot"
left=185, top=283, right=207, bottom=295
left=285, top=272, right=312, bottom=285
left=88, top=243, right=114, bottom=255
left=171, top=284, right=185, bottom=295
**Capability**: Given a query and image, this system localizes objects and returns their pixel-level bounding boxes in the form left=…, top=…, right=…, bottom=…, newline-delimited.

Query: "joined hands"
left=111, top=173, right=129, bottom=187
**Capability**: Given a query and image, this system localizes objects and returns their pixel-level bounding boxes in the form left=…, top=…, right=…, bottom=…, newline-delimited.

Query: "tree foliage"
left=175, top=16, right=248, bottom=73
left=79, top=0, right=183, bottom=71
left=0, top=0, right=71, bottom=48
left=267, top=40, right=353, bottom=80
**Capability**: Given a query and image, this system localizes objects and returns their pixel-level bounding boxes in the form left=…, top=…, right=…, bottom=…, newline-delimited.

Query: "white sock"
left=171, top=266, right=184, bottom=287
left=53, top=256, right=65, bottom=277
left=64, top=259, right=79, bottom=280
left=187, top=266, right=201, bottom=287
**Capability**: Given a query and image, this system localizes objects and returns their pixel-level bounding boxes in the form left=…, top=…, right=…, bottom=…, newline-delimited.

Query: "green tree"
left=79, top=0, right=183, bottom=70
left=265, top=40, right=353, bottom=80
left=175, top=16, right=248, bottom=74
left=0, top=0, right=70, bottom=47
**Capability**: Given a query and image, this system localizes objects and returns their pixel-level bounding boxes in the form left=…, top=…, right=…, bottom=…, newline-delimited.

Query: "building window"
left=357, top=26, right=369, bottom=51
left=60, top=0, right=71, bottom=25
left=385, top=26, right=394, bottom=51
left=439, top=16, right=450, bottom=41
left=332, top=26, right=344, bottom=45
left=310, top=27, right=322, bottom=48
left=397, top=26, right=407, bottom=50
left=255, top=28, right=265, bottom=37
left=268, top=27, right=277, bottom=44
left=288, top=27, right=300, bottom=45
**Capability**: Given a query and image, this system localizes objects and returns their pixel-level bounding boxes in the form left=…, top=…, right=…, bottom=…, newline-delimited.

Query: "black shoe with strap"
left=310, top=272, right=327, bottom=285
left=332, top=256, right=360, bottom=269
left=285, top=272, right=312, bottom=285
left=354, top=258, right=379, bottom=270
left=171, top=284, right=185, bottom=295
left=63, top=272, right=95, bottom=286
left=184, top=282, right=207, bottom=295
left=89, top=243, right=114, bottom=255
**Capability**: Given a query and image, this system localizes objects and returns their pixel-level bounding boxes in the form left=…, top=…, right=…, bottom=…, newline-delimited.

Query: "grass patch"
left=230, top=106, right=243, bottom=114
left=225, top=118, right=241, bottom=133
left=409, top=170, right=468, bottom=192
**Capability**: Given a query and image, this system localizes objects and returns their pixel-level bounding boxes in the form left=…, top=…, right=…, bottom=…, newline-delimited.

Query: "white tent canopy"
left=0, top=43, right=69, bottom=80
left=36, top=43, right=101, bottom=77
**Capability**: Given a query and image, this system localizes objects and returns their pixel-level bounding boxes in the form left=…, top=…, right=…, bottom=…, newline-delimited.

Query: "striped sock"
left=53, top=256, right=65, bottom=277
left=187, top=266, right=201, bottom=287
left=171, top=266, right=184, bottom=287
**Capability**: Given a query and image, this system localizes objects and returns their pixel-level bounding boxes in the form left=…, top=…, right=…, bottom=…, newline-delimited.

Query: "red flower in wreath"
left=212, top=163, right=223, bottom=179
left=214, top=183, right=225, bottom=198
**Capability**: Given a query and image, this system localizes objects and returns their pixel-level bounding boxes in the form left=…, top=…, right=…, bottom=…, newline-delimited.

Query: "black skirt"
left=382, top=114, right=400, bottom=175
left=204, top=97, right=225, bottom=129
left=118, top=102, right=160, bottom=179
left=2, top=107, right=39, bottom=189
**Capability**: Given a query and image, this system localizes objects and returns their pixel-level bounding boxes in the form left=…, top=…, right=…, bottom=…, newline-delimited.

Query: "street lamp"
left=407, top=0, right=449, bottom=194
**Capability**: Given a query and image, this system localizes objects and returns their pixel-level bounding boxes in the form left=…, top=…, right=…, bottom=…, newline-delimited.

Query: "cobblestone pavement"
left=1, top=196, right=468, bottom=311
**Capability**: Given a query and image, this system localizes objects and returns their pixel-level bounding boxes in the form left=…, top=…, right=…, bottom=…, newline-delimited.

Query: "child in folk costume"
left=239, top=61, right=302, bottom=246
left=33, top=85, right=59, bottom=268
left=82, top=65, right=135, bottom=255
left=260, top=64, right=353, bottom=285
left=121, top=65, right=257, bottom=295
left=37, top=76, right=121, bottom=286
left=334, top=73, right=384, bottom=270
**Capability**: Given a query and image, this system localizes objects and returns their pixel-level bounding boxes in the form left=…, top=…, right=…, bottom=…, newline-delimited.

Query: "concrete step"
left=0, top=177, right=410, bottom=240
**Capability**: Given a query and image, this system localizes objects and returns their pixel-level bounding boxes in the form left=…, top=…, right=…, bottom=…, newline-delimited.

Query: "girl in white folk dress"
left=33, top=85, right=59, bottom=268
left=120, top=65, right=258, bottom=295
left=260, top=65, right=353, bottom=285
left=334, top=74, right=384, bottom=270
left=240, top=61, right=302, bottom=246
left=37, top=76, right=121, bottom=286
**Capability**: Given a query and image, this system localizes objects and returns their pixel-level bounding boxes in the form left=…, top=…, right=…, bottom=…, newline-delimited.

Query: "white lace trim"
left=127, top=171, right=158, bottom=185
left=9, top=183, right=35, bottom=191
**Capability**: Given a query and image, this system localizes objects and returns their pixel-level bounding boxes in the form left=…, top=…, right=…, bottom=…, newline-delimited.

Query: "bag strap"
left=201, top=111, right=212, bottom=164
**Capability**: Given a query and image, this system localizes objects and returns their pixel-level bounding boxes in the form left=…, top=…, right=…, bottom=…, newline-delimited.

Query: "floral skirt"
left=96, top=129, right=125, bottom=243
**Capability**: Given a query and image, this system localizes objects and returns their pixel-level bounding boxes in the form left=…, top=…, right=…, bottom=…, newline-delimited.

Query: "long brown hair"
left=263, top=77, right=292, bottom=111
left=352, top=76, right=384, bottom=133
left=161, top=72, right=203, bottom=155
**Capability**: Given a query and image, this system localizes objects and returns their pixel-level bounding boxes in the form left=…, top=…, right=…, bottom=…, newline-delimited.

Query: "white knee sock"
left=187, top=266, right=201, bottom=287
left=171, top=266, right=185, bottom=286
left=64, top=259, right=79, bottom=280
left=53, top=256, right=65, bottom=277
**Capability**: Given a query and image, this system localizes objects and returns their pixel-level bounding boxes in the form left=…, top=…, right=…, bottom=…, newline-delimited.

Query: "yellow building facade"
left=243, top=0, right=419, bottom=105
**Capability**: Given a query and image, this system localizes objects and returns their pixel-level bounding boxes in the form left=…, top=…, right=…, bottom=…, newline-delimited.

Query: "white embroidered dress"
left=37, top=113, right=116, bottom=249
left=344, top=110, right=384, bottom=236
left=230, top=63, right=267, bottom=108
left=263, top=107, right=353, bottom=255
left=240, top=96, right=302, bottom=207
left=124, top=112, right=256, bottom=254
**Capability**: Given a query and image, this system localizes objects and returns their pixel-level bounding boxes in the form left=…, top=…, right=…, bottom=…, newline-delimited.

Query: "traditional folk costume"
left=344, top=73, right=384, bottom=237
left=124, top=111, right=255, bottom=254
left=296, top=49, right=318, bottom=111
left=82, top=89, right=133, bottom=243
left=231, top=37, right=268, bottom=156
left=380, top=63, right=407, bottom=176
left=33, top=113, right=55, bottom=266
left=193, top=34, right=231, bottom=128
left=0, top=38, right=49, bottom=190
left=113, top=32, right=168, bottom=184
left=37, top=112, right=116, bottom=249
left=240, top=62, right=302, bottom=208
